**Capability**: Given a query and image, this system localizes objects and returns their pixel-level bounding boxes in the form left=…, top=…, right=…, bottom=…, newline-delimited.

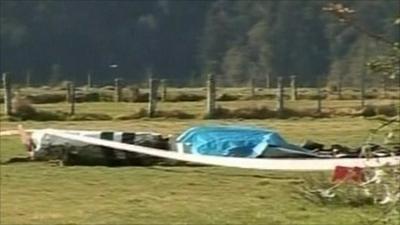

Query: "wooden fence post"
left=249, top=77, right=255, bottom=98
left=148, top=79, right=160, bottom=117
left=65, top=81, right=72, bottom=103
left=114, top=78, right=122, bottom=102
left=265, top=73, right=271, bottom=89
left=360, top=39, right=368, bottom=108
left=2, top=73, right=12, bottom=116
left=206, top=74, right=216, bottom=118
left=161, top=79, right=167, bottom=102
left=337, top=74, right=343, bottom=100
left=381, top=76, right=387, bottom=98
left=290, top=75, right=297, bottom=101
left=360, top=68, right=366, bottom=108
left=275, top=76, right=284, bottom=113
left=69, top=82, right=75, bottom=115
left=316, top=79, right=322, bottom=113
left=26, top=70, right=31, bottom=88
left=87, top=72, right=92, bottom=91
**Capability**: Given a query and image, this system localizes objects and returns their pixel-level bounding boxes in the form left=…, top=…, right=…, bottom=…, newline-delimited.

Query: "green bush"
left=166, top=93, right=205, bottom=102
left=231, top=106, right=276, bottom=119
left=374, top=104, right=398, bottom=117
left=10, top=95, right=66, bottom=121
left=26, top=94, right=65, bottom=104
left=115, top=108, right=195, bottom=120
left=242, top=94, right=280, bottom=100
left=353, top=104, right=398, bottom=117
left=32, top=110, right=68, bottom=121
left=155, top=110, right=196, bottom=119
left=204, top=106, right=329, bottom=119
left=130, top=93, right=149, bottom=102
left=68, top=113, right=112, bottom=121
left=203, top=106, right=231, bottom=119
left=77, top=92, right=101, bottom=102
left=297, top=93, right=321, bottom=100
left=217, top=93, right=241, bottom=101
left=12, top=96, right=37, bottom=120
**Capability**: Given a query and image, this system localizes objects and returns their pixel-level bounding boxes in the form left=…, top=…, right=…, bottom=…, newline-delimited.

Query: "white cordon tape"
left=45, top=129, right=400, bottom=171
left=0, top=130, right=33, bottom=136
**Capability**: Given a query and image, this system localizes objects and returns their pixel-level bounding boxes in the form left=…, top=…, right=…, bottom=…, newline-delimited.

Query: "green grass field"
left=1, top=117, right=398, bottom=225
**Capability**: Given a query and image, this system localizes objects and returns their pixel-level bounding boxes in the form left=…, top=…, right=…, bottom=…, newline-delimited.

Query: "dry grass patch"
left=114, top=108, right=195, bottom=120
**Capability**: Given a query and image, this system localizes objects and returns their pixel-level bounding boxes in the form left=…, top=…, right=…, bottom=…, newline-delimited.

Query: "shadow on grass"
left=147, top=166, right=301, bottom=180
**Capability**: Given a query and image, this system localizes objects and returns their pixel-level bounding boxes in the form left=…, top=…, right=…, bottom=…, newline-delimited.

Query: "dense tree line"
left=1, top=0, right=398, bottom=86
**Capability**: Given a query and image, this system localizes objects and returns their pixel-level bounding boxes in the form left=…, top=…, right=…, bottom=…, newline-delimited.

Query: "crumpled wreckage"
left=7, top=125, right=400, bottom=170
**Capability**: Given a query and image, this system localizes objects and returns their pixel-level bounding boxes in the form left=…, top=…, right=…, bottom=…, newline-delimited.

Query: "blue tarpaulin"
left=176, top=126, right=317, bottom=158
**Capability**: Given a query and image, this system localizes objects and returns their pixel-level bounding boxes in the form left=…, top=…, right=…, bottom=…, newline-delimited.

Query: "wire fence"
left=1, top=72, right=399, bottom=120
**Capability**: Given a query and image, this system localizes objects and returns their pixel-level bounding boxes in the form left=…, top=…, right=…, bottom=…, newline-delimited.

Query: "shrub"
left=374, top=104, right=398, bottom=117
left=203, top=106, right=232, bottom=119
left=205, top=106, right=272, bottom=119
left=155, top=110, right=196, bottom=119
left=12, top=96, right=37, bottom=120
left=166, top=93, right=205, bottom=102
left=68, top=113, right=112, bottom=121
left=340, top=93, right=358, bottom=100
left=115, top=109, right=195, bottom=120
left=242, top=94, right=277, bottom=100
left=352, top=104, right=398, bottom=117
left=232, top=106, right=276, bottom=119
left=32, top=110, right=68, bottom=121
left=353, top=105, right=376, bottom=117
left=78, top=92, right=101, bottom=102
left=25, top=94, right=65, bottom=104
left=364, top=93, right=378, bottom=99
left=204, top=106, right=330, bottom=119
left=297, top=93, right=320, bottom=100
left=131, top=93, right=149, bottom=102
left=217, top=93, right=241, bottom=101
left=10, top=95, right=67, bottom=121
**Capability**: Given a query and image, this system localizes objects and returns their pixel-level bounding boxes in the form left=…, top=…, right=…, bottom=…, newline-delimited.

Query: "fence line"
left=2, top=73, right=399, bottom=119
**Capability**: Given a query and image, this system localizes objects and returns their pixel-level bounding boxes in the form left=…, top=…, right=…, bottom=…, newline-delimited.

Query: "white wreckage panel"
left=29, top=129, right=400, bottom=170
left=29, top=129, right=170, bottom=165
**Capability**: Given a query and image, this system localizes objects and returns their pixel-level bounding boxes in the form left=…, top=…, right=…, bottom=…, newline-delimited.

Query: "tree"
left=323, top=2, right=399, bottom=80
